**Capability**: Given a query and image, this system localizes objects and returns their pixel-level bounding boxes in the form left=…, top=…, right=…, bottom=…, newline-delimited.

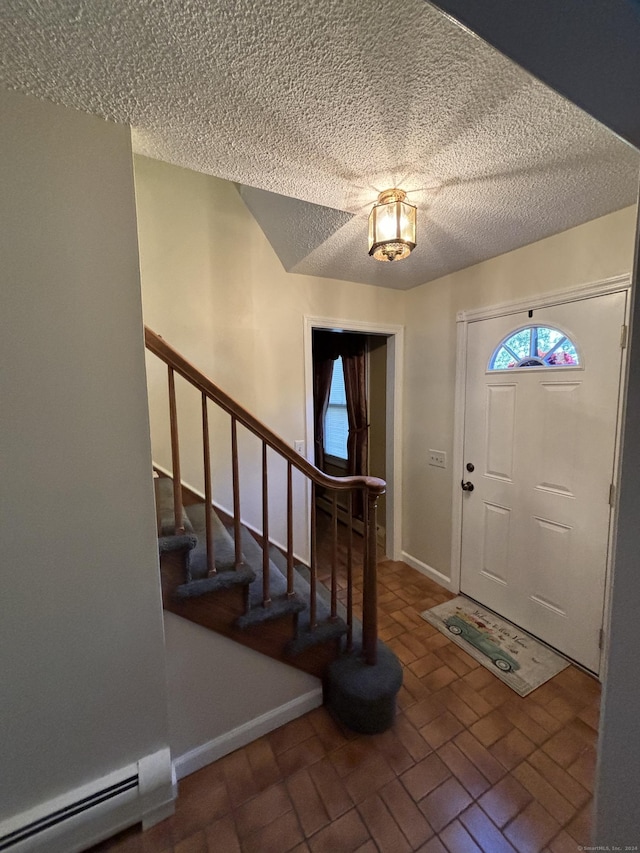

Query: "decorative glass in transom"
left=489, top=325, right=580, bottom=371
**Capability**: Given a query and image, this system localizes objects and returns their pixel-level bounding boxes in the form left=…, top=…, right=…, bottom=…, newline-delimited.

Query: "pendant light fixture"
left=368, top=188, right=416, bottom=262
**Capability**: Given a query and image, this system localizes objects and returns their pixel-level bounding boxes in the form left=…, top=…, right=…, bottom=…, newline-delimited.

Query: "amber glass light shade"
left=368, top=189, right=416, bottom=262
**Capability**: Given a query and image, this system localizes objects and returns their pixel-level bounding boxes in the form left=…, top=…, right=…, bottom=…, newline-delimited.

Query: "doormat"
left=420, top=596, right=569, bottom=696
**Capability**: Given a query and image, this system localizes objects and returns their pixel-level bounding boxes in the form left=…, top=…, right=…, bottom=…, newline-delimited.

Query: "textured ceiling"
left=1, top=0, right=638, bottom=289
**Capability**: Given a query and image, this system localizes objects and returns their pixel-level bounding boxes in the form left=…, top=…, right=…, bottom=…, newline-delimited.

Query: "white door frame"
left=303, top=315, right=404, bottom=561
left=451, top=273, right=631, bottom=674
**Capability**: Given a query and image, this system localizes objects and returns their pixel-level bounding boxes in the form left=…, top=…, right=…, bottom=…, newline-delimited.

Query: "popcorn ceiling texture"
left=1, top=0, right=638, bottom=288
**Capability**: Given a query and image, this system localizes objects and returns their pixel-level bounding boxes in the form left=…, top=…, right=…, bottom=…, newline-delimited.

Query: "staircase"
left=156, top=475, right=350, bottom=677
left=146, top=327, right=402, bottom=733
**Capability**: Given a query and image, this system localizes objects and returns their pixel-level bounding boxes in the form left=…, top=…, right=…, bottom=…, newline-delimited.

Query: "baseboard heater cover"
left=0, top=749, right=174, bottom=852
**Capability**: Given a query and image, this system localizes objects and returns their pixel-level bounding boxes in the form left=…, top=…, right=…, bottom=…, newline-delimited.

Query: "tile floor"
left=89, top=558, right=599, bottom=853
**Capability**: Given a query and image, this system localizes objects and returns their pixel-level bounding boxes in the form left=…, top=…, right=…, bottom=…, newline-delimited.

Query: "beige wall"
left=0, top=89, right=169, bottom=822
left=135, top=156, right=405, bottom=557
left=403, top=205, right=637, bottom=579
left=164, top=613, right=320, bottom=767
left=368, top=336, right=388, bottom=532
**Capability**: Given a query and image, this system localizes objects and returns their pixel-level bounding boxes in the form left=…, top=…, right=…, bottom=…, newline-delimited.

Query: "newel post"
left=362, top=487, right=379, bottom=666
left=326, top=480, right=402, bottom=734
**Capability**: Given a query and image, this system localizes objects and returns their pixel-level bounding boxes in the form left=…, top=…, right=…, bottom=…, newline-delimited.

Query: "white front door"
left=460, top=291, right=627, bottom=673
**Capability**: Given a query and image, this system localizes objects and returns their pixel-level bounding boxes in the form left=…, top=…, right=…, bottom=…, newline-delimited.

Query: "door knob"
left=461, top=480, right=474, bottom=492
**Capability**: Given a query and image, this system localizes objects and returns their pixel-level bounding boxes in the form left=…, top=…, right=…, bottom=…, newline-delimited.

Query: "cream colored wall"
left=368, top=337, right=388, bottom=531
left=164, top=613, right=320, bottom=765
left=135, top=156, right=405, bottom=558
left=403, top=205, right=638, bottom=580
left=1, top=89, right=170, bottom=823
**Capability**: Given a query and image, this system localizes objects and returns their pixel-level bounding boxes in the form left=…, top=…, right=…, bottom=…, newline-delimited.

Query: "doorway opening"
left=311, top=329, right=388, bottom=549
left=303, top=316, right=404, bottom=561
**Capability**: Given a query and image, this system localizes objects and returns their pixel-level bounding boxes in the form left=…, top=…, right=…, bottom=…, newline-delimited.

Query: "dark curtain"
left=313, top=356, right=334, bottom=471
left=312, top=331, right=369, bottom=514
left=343, top=348, right=368, bottom=480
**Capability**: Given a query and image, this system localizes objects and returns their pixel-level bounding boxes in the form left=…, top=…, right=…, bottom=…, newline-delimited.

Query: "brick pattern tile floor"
left=89, top=554, right=600, bottom=853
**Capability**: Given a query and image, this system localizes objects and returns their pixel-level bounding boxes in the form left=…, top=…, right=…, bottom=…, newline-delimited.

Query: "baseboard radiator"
left=0, top=749, right=174, bottom=853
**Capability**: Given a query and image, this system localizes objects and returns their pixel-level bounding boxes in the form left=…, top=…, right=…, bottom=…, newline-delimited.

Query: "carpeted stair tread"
left=287, top=561, right=336, bottom=628
left=239, top=527, right=294, bottom=606
left=268, top=545, right=350, bottom=655
left=235, top=593, right=306, bottom=629
left=184, top=502, right=237, bottom=579
left=158, top=531, right=198, bottom=554
left=292, top=562, right=363, bottom=648
left=268, top=545, right=331, bottom=624
left=269, top=544, right=363, bottom=632
left=285, top=617, right=348, bottom=656
left=175, top=565, right=256, bottom=599
left=155, top=477, right=197, bottom=552
left=233, top=527, right=306, bottom=628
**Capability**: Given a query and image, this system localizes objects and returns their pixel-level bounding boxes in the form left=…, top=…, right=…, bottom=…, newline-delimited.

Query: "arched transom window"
left=489, top=325, right=580, bottom=371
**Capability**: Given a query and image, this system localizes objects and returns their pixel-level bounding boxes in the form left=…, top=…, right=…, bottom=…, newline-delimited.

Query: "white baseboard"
left=401, top=551, right=456, bottom=593
left=172, top=688, right=323, bottom=781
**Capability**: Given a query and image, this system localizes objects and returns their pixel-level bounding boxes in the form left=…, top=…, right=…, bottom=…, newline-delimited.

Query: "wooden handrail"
left=145, top=327, right=386, bottom=497
left=145, top=326, right=384, bottom=665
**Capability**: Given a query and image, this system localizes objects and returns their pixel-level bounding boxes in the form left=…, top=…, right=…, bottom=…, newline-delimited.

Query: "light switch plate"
left=294, top=440, right=305, bottom=454
left=428, top=449, right=446, bottom=468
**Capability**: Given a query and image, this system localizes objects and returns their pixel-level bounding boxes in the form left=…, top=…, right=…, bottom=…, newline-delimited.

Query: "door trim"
left=303, top=315, right=404, bottom=561
left=451, top=274, right=631, bottom=675
left=457, top=273, right=631, bottom=324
